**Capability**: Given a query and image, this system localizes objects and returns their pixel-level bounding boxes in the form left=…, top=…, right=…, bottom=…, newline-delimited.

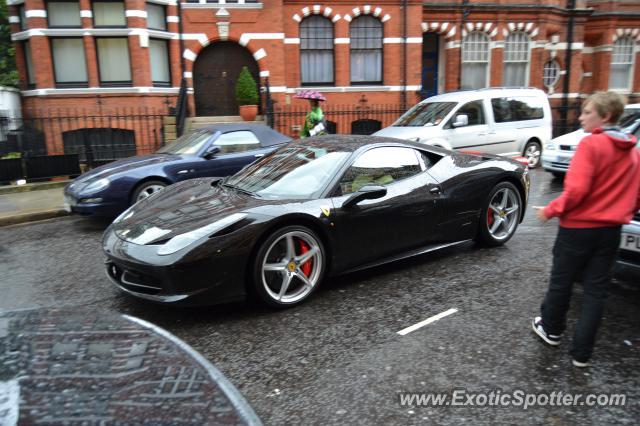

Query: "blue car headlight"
left=157, top=213, right=247, bottom=256
left=83, top=178, right=110, bottom=194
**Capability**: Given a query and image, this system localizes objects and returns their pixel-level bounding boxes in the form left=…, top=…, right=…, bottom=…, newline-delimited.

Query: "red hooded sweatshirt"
left=544, top=127, right=640, bottom=228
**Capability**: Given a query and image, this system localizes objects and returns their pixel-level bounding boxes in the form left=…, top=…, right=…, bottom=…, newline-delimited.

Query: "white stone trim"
left=334, top=38, right=350, bottom=44
left=293, top=5, right=339, bottom=22
left=166, top=16, right=179, bottom=23
left=383, top=38, right=421, bottom=44
left=259, top=70, right=269, bottom=77
left=183, top=72, right=192, bottom=79
left=613, top=28, right=640, bottom=43
left=12, top=27, right=180, bottom=40
left=6, top=0, right=25, bottom=5
left=183, top=49, right=197, bottom=62
left=9, top=16, right=20, bottom=24
left=25, top=10, right=46, bottom=18
left=253, top=48, right=266, bottom=61
left=126, top=10, right=148, bottom=18
left=147, top=0, right=177, bottom=5
left=22, top=87, right=181, bottom=96
left=181, top=2, right=263, bottom=9
left=284, top=38, right=300, bottom=44
left=343, top=5, right=390, bottom=23
left=461, top=22, right=498, bottom=40
left=80, top=10, right=93, bottom=19
left=181, top=33, right=209, bottom=45
left=281, top=85, right=422, bottom=94
left=547, top=93, right=582, bottom=99
left=239, top=33, right=285, bottom=47
left=422, top=22, right=458, bottom=40
left=505, top=22, right=540, bottom=40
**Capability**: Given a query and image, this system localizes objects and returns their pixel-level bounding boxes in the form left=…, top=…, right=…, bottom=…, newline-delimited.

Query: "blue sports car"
left=64, top=124, right=290, bottom=216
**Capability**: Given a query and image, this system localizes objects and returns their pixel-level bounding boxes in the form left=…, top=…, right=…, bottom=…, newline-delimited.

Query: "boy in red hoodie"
left=532, top=91, right=640, bottom=367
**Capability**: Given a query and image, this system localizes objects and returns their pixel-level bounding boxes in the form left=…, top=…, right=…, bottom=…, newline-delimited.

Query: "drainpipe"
left=561, top=0, right=576, bottom=134
left=458, top=0, right=470, bottom=89
left=178, top=0, right=186, bottom=92
left=401, top=0, right=408, bottom=109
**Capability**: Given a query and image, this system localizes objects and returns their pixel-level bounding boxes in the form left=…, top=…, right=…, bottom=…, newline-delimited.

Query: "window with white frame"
left=23, top=41, right=35, bottom=87
left=461, top=31, right=490, bottom=89
left=146, top=2, right=166, bottom=31
left=47, top=1, right=81, bottom=28
left=149, top=39, right=170, bottom=86
left=503, top=32, right=530, bottom=86
left=300, top=16, right=334, bottom=85
left=93, top=1, right=126, bottom=27
left=609, top=36, right=635, bottom=90
left=51, top=38, right=88, bottom=87
left=350, top=16, right=383, bottom=84
left=96, top=38, right=132, bottom=86
left=543, top=60, right=560, bottom=88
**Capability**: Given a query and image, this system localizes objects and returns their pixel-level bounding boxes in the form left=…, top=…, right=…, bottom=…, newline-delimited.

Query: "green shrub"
left=235, top=66, right=259, bottom=106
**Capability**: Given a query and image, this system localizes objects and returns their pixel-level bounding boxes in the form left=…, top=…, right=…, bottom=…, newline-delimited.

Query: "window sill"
left=100, top=82, right=133, bottom=88
left=55, top=83, right=89, bottom=89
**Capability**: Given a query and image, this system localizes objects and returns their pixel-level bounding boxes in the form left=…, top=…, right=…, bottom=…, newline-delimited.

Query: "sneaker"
left=531, top=316, right=561, bottom=346
left=572, top=358, right=590, bottom=368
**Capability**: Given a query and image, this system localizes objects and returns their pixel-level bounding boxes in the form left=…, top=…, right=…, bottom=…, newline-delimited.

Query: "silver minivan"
left=374, top=88, right=552, bottom=167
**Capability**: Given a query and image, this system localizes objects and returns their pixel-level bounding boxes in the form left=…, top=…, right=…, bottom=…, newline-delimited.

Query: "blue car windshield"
left=393, top=102, right=456, bottom=127
left=156, top=130, right=213, bottom=155
left=224, top=144, right=351, bottom=199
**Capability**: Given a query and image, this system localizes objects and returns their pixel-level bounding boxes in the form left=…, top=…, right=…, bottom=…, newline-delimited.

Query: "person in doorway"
left=531, top=91, right=640, bottom=367
left=295, top=90, right=327, bottom=138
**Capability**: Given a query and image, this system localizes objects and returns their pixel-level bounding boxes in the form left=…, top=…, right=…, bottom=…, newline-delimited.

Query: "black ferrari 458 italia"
left=102, top=135, right=530, bottom=308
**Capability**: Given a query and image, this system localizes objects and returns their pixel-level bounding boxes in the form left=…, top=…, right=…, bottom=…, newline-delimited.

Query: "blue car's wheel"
left=131, top=180, right=167, bottom=205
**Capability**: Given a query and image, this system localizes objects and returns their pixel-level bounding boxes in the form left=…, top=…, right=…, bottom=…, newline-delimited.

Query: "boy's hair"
left=584, top=91, right=626, bottom=124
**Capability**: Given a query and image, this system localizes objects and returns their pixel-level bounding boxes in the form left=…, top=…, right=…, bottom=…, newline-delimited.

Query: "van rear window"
left=393, top=102, right=457, bottom=127
left=491, top=97, right=544, bottom=123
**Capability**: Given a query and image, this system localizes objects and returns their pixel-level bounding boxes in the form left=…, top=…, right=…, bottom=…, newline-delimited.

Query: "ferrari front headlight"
left=157, top=213, right=247, bottom=256
left=83, top=178, right=110, bottom=194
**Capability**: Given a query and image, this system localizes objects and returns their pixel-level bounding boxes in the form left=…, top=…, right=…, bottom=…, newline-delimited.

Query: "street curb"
left=0, top=209, right=70, bottom=227
left=0, top=181, right=70, bottom=195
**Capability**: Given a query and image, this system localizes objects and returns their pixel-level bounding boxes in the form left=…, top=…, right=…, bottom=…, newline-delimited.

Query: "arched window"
left=609, top=36, right=635, bottom=90
left=350, top=16, right=383, bottom=84
left=300, top=16, right=334, bottom=85
left=503, top=32, right=531, bottom=86
left=461, top=31, right=490, bottom=89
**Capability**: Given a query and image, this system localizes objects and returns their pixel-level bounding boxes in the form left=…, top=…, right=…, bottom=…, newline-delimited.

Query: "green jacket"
left=301, top=106, right=326, bottom=138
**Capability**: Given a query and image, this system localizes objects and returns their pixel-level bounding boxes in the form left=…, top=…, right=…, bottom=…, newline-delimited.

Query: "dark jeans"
left=541, top=226, right=621, bottom=362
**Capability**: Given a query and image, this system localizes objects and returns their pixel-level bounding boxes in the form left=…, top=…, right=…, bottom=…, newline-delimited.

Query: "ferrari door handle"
left=177, top=169, right=194, bottom=175
left=430, top=186, right=442, bottom=194
left=255, top=153, right=265, bottom=158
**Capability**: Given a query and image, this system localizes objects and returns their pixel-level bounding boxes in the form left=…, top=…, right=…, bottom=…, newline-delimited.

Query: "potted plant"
left=235, top=66, right=259, bottom=121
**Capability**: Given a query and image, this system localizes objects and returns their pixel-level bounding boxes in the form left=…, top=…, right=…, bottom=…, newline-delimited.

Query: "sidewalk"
left=0, top=183, right=70, bottom=227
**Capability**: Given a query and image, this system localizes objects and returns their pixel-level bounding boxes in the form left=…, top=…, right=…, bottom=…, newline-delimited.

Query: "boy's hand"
left=532, top=206, right=549, bottom=222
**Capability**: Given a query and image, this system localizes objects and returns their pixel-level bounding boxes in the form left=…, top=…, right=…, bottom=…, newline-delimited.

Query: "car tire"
left=252, top=225, right=326, bottom=308
left=476, top=181, right=522, bottom=247
left=131, top=180, right=167, bottom=205
left=523, top=140, right=542, bottom=168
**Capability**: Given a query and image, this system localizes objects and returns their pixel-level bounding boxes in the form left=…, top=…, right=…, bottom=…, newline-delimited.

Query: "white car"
left=374, top=88, right=552, bottom=168
left=542, top=103, right=640, bottom=177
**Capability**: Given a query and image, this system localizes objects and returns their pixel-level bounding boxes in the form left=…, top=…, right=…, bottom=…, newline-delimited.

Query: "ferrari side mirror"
left=344, top=184, right=387, bottom=208
left=204, top=146, right=221, bottom=159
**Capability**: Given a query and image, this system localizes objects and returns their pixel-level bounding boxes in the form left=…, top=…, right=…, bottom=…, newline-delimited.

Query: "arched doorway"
left=193, top=41, right=260, bottom=116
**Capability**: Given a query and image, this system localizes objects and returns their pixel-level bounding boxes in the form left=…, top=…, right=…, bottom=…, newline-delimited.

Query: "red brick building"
left=7, top=0, right=640, bottom=154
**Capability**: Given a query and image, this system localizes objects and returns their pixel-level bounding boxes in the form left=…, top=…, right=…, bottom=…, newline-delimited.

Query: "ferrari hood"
left=112, top=178, right=273, bottom=244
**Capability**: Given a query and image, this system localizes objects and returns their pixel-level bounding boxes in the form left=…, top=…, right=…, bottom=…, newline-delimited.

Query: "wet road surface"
left=0, top=169, right=638, bottom=425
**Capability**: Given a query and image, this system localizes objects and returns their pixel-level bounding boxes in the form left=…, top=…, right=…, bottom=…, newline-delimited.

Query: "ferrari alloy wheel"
left=254, top=226, right=326, bottom=308
left=523, top=140, right=542, bottom=168
left=131, top=180, right=167, bottom=204
left=477, top=182, right=522, bottom=246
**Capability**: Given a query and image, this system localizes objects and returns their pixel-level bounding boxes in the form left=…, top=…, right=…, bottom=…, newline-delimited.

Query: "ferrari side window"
left=214, top=131, right=260, bottom=154
left=339, top=147, right=422, bottom=194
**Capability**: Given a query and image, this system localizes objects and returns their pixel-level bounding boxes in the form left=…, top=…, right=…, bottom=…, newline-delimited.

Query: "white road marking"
left=397, top=308, right=458, bottom=336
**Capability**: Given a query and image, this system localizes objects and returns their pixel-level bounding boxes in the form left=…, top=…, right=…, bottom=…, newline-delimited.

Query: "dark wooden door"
left=421, top=33, right=439, bottom=100
left=193, top=42, right=260, bottom=116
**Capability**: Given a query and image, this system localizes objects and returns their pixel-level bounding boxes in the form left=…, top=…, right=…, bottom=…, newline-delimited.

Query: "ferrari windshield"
left=156, top=130, right=214, bottom=155
left=393, top=102, right=456, bottom=127
left=225, top=144, right=351, bottom=199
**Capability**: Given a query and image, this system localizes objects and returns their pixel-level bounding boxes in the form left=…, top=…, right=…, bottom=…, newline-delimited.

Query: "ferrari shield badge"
left=321, top=206, right=331, bottom=217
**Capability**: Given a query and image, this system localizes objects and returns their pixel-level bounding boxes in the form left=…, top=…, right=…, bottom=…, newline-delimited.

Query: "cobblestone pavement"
left=0, top=169, right=638, bottom=425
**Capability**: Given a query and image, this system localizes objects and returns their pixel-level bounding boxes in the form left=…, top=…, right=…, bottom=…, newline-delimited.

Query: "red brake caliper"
left=487, top=206, right=494, bottom=226
left=298, top=240, right=313, bottom=277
